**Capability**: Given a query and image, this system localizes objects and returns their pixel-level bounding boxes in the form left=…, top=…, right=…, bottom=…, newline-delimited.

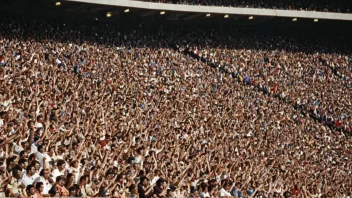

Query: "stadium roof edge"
left=66, top=0, right=352, bottom=21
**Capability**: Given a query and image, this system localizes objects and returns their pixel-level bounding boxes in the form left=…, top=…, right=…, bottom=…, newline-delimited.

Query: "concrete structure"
left=67, top=0, right=352, bottom=21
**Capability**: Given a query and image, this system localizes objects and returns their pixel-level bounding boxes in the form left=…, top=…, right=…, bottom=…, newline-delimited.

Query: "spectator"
left=0, top=16, right=351, bottom=198
left=34, top=169, right=52, bottom=195
left=34, top=182, right=44, bottom=198
left=21, top=164, right=38, bottom=187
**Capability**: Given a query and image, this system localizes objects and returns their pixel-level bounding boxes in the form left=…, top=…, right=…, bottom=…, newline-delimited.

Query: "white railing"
left=66, top=0, right=352, bottom=21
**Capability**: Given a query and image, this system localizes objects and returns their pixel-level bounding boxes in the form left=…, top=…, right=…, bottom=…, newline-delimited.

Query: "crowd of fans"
left=0, top=16, right=351, bottom=198
left=132, top=0, right=352, bottom=13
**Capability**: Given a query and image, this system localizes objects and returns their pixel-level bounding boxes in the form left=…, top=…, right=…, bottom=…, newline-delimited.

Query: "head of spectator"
left=26, top=184, right=36, bottom=196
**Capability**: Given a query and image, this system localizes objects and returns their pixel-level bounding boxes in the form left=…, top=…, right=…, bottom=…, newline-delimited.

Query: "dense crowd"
left=0, top=17, right=351, bottom=198
left=132, top=0, right=351, bottom=13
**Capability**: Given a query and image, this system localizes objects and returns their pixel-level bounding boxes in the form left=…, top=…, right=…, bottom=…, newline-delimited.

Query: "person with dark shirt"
left=153, top=178, right=167, bottom=197
left=138, top=176, right=155, bottom=198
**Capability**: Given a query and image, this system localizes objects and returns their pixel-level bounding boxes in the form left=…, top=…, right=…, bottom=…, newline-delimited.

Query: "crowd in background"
left=132, top=0, right=351, bottom=13
left=0, top=17, right=351, bottom=198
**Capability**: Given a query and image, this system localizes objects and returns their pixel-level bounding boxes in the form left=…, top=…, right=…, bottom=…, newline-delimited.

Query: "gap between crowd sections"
left=170, top=43, right=350, bottom=135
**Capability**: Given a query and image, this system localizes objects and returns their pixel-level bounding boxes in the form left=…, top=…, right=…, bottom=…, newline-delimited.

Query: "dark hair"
left=129, top=184, right=136, bottom=192
left=67, top=173, right=74, bottom=179
left=139, top=176, right=149, bottom=183
left=26, top=184, right=34, bottom=192
left=13, top=164, right=22, bottom=171
left=37, top=144, right=44, bottom=152
left=116, top=173, right=123, bottom=181
left=169, top=184, right=177, bottom=191
left=156, top=178, right=165, bottom=187
left=30, top=160, right=40, bottom=167
left=127, top=156, right=135, bottom=164
left=6, top=156, right=16, bottom=166
left=12, top=169, right=21, bottom=177
left=79, top=175, right=89, bottom=183
left=19, top=150, right=26, bottom=158
left=201, top=183, right=208, bottom=191
left=139, top=170, right=145, bottom=177
left=73, top=184, right=80, bottom=190
left=36, top=182, right=43, bottom=190
left=48, top=187, right=58, bottom=195
left=190, top=185, right=197, bottom=193
left=26, top=164, right=35, bottom=173
left=56, top=175, right=66, bottom=183
left=80, top=158, right=87, bottom=166
left=57, top=159, right=66, bottom=166
left=28, top=153, right=37, bottom=161
left=18, top=158, right=27, bottom=165
left=68, top=186, right=76, bottom=193
left=39, top=169, right=45, bottom=176
left=105, top=169, right=114, bottom=176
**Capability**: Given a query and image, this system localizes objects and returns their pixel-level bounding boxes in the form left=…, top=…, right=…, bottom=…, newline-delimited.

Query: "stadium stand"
left=133, top=0, right=352, bottom=13
left=0, top=3, right=351, bottom=198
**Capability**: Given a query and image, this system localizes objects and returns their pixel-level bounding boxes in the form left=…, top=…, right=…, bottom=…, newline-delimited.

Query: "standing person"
left=52, top=160, right=67, bottom=181
left=26, top=184, right=37, bottom=198
left=54, top=176, right=69, bottom=197
left=65, top=173, right=75, bottom=189
left=219, top=182, right=232, bottom=197
left=33, top=182, right=44, bottom=198
left=231, top=182, right=243, bottom=198
left=21, top=164, right=37, bottom=187
left=6, top=169, right=24, bottom=197
left=128, top=184, right=139, bottom=198
left=153, top=178, right=167, bottom=197
left=68, top=186, right=77, bottom=197
left=79, top=175, right=92, bottom=197
left=199, top=184, right=210, bottom=198
left=138, top=176, right=154, bottom=198
left=34, top=169, right=52, bottom=196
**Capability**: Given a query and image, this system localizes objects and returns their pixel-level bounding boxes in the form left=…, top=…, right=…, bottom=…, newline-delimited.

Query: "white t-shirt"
left=21, top=174, right=36, bottom=186
left=51, top=168, right=65, bottom=181
left=71, top=167, right=80, bottom=184
left=192, top=180, right=199, bottom=187
left=42, top=154, right=52, bottom=169
left=13, top=143, right=24, bottom=154
left=200, top=192, right=210, bottom=198
left=133, top=155, right=142, bottom=164
left=31, top=143, right=38, bottom=154
left=151, top=176, right=159, bottom=185
left=220, top=188, right=232, bottom=197
left=35, top=122, right=43, bottom=129
left=36, top=152, right=44, bottom=167
left=35, top=176, right=52, bottom=194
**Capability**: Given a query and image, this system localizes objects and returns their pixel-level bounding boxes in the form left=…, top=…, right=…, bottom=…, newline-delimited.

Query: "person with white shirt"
left=17, top=159, right=28, bottom=175
left=21, top=164, right=37, bottom=187
left=199, top=184, right=210, bottom=198
left=150, top=170, right=161, bottom=185
left=35, top=115, right=44, bottom=130
left=51, top=159, right=67, bottom=181
left=34, top=169, right=52, bottom=195
left=133, top=149, right=143, bottom=164
left=219, top=183, right=232, bottom=197
left=36, top=144, right=50, bottom=169
left=31, top=161, right=41, bottom=176
left=69, top=160, right=81, bottom=184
